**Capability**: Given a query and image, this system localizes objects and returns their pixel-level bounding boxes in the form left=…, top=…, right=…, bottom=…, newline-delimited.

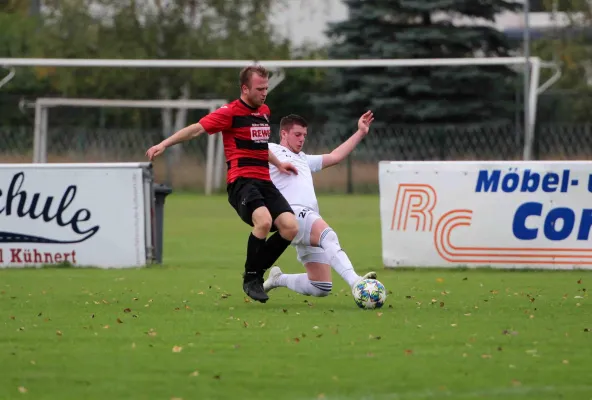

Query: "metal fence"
left=2, top=122, right=592, bottom=193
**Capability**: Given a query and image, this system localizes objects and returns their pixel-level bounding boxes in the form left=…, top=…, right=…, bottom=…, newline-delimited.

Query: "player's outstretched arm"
left=146, top=123, right=206, bottom=161
left=321, top=110, right=374, bottom=169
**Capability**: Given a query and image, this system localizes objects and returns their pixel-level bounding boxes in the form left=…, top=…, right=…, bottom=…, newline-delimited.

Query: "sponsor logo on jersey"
left=250, top=126, right=271, bottom=143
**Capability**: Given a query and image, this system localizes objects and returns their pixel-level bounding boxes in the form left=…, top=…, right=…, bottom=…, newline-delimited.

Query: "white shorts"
left=291, top=205, right=330, bottom=265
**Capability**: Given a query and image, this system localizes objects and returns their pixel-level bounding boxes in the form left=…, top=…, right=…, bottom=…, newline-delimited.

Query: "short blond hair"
left=239, top=65, right=269, bottom=88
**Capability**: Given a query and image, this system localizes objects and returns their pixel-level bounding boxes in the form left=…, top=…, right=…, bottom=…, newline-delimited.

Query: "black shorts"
left=227, top=177, right=294, bottom=229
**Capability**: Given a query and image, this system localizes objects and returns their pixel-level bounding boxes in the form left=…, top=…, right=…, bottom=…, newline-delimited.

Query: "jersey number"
left=298, top=208, right=310, bottom=219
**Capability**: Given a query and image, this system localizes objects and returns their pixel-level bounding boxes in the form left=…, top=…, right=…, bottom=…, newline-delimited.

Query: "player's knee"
left=310, top=281, right=332, bottom=297
left=319, top=228, right=340, bottom=250
left=252, top=210, right=273, bottom=234
left=255, top=218, right=272, bottom=233
left=278, top=214, right=298, bottom=241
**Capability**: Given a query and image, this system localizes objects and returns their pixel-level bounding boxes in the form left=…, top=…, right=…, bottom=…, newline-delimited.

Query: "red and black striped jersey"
left=199, top=99, right=271, bottom=184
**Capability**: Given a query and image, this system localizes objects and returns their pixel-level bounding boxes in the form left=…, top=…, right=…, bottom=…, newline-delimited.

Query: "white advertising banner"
left=379, top=161, right=592, bottom=269
left=0, top=164, right=148, bottom=268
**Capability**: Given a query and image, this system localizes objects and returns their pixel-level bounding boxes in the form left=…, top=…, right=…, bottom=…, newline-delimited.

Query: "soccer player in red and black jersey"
left=146, top=65, right=299, bottom=303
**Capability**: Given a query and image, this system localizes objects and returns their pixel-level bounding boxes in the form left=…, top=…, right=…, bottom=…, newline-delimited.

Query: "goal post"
left=26, top=98, right=228, bottom=195
left=0, top=56, right=561, bottom=171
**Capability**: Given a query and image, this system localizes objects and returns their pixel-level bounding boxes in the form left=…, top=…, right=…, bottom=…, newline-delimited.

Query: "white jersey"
left=269, top=142, right=323, bottom=212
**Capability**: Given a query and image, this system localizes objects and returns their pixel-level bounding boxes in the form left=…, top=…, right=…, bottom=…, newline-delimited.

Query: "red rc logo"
left=390, top=183, right=592, bottom=266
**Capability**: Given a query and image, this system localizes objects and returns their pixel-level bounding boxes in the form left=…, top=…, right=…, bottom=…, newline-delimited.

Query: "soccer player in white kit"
left=263, top=111, right=377, bottom=297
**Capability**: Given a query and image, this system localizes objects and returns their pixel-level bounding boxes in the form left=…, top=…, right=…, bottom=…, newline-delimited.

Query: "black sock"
left=256, top=232, right=292, bottom=273
left=245, top=233, right=266, bottom=280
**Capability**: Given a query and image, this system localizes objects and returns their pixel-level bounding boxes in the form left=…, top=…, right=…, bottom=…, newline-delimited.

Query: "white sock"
left=319, top=228, right=361, bottom=287
left=277, top=273, right=331, bottom=297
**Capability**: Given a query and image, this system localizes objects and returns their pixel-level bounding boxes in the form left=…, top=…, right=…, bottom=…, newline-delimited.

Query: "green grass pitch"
left=1, top=193, right=591, bottom=399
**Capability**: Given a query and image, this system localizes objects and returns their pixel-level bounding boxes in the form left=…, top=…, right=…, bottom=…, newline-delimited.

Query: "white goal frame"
left=26, top=98, right=228, bottom=195
left=0, top=57, right=561, bottom=182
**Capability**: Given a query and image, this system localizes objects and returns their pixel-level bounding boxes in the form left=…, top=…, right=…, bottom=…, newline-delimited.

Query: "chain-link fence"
left=2, top=121, right=592, bottom=193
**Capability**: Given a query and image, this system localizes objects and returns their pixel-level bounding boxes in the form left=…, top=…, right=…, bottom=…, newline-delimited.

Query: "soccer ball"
left=352, top=279, right=387, bottom=309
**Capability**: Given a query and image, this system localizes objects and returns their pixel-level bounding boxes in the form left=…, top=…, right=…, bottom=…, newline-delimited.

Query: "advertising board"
left=0, top=163, right=153, bottom=268
left=379, top=161, right=592, bottom=269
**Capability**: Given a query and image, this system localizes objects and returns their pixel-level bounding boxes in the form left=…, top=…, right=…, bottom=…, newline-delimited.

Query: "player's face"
left=283, top=125, right=307, bottom=153
left=243, top=74, right=269, bottom=107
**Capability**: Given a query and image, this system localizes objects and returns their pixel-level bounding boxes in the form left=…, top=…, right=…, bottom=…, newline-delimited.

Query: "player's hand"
left=146, top=144, right=166, bottom=161
left=358, top=110, right=374, bottom=135
left=278, top=162, right=298, bottom=175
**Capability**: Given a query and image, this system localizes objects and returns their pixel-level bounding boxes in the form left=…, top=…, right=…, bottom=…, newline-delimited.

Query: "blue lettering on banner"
left=475, top=169, right=577, bottom=193
left=512, top=202, right=592, bottom=241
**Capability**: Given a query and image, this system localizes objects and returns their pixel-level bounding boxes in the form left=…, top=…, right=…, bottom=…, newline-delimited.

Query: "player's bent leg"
left=257, top=211, right=299, bottom=273
left=263, top=264, right=332, bottom=297
left=242, top=206, right=273, bottom=303
left=309, top=218, right=376, bottom=288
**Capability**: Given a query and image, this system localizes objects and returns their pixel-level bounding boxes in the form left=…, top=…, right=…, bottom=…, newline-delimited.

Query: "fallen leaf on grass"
left=18, top=386, right=27, bottom=393
left=117, top=318, right=123, bottom=324
left=30, top=360, right=36, bottom=365
left=172, top=346, right=183, bottom=353
left=481, top=354, right=492, bottom=359
left=440, top=302, right=445, bottom=308
left=243, top=321, right=249, bottom=328
left=404, top=349, right=413, bottom=355
left=563, top=360, right=569, bottom=364
left=293, top=338, right=300, bottom=343
left=190, top=370, right=199, bottom=377
left=56, top=330, right=62, bottom=336
left=376, top=313, right=383, bottom=317
left=213, top=375, right=221, bottom=380
left=578, top=279, right=582, bottom=284
left=436, top=278, right=444, bottom=283
left=123, top=308, right=131, bottom=313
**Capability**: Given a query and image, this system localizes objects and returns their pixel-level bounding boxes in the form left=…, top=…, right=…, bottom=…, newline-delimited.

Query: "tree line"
left=1, top=0, right=591, bottom=131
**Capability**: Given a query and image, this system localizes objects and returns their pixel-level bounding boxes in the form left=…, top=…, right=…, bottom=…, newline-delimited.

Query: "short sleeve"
left=306, top=154, right=323, bottom=173
left=199, top=106, right=232, bottom=134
